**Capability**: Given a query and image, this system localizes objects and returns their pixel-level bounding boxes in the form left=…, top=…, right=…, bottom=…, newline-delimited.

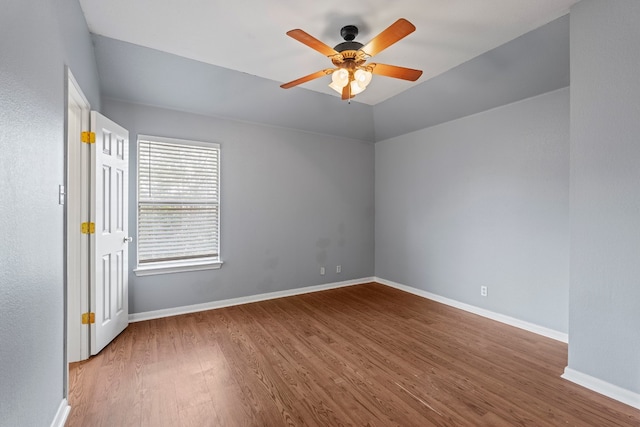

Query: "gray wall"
left=93, top=35, right=375, bottom=142
left=0, top=0, right=100, bottom=425
left=373, top=15, right=570, bottom=142
left=568, top=0, right=640, bottom=394
left=375, top=88, right=570, bottom=333
left=102, top=99, right=375, bottom=314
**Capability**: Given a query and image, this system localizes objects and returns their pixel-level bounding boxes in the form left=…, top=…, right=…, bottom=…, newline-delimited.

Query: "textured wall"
left=375, top=88, right=570, bottom=332
left=372, top=15, right=570, bottom=142
left=102, top=99, right=375, bottom=314
left=0, top=0, right=100, bottom=425
left=568, top=0, right=640, bottom=394
left=92, top=35, right=375, bottom=142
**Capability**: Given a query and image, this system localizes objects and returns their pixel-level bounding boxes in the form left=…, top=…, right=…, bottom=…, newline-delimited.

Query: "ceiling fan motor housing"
left=334, top=40, right=364, bottom=52
left=335, top=25, right=364, bottom=52
left=333, top=25, right=367, bottom=70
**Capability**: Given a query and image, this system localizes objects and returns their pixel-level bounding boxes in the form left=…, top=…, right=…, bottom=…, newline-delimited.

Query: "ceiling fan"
left=281, top=18, right=423, bottom=101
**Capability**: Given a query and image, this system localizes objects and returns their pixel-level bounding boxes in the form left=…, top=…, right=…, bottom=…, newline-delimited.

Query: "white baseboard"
left=562, top=367, right=640, bottom=410
left=129, top=277, right=375, bottom=322
left=50, top=399, right=70, bottom=427
left=375, top=277, right=568, bottom=343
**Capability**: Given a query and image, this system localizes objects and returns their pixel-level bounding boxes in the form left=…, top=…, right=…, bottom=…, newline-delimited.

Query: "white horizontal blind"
left=138, top=137, right=220, bottom=264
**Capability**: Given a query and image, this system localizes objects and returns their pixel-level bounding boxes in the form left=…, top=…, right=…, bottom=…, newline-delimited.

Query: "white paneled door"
left=90, top=111, right=130, bottom=355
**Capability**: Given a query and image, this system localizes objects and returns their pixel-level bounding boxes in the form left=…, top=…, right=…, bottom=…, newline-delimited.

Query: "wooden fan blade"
left=286, top=29, right=339, bottom=57
left=361, top=18, right=416, bottom=57
left=342, top=84, right=351, bottom=100
left=280, top=69, right=332, bottom=89
left=369, top=63, right=423, bottom=81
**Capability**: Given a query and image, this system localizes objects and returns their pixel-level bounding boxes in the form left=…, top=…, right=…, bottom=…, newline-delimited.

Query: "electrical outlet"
left=320, top=267, right=325, bottom=275
left=480, top=286, right=488, bottom=297
left=336, top=265, right=341, bottom=273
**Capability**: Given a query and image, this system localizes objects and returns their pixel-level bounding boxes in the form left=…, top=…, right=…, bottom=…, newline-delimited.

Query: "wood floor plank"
left=68, top=283, right=640, bottom=426
left=233, top=304, right=360, bottom=426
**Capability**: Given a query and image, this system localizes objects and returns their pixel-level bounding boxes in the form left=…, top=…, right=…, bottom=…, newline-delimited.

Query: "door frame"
left=65, top=69, right=91, bottom=365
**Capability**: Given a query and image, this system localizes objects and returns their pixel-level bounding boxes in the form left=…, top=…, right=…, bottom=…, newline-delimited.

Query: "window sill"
left=134, top=259, right=223, bottom=276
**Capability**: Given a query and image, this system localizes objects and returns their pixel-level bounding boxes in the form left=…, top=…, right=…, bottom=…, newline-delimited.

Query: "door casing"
left=66, top=70, right=91, bottom=364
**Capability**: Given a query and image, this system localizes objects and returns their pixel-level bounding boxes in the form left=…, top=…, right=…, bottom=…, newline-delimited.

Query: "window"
left=134, top=135, right=221, bottom=276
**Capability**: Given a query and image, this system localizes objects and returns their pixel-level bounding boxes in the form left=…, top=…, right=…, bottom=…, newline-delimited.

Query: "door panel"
left=91, top=111, right=129, bottom=355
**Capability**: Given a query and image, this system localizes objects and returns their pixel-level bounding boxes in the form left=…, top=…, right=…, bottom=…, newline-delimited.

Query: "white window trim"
left=134, top=258, right=223, bottom=276
left=134, top=134, right=222, bottom=276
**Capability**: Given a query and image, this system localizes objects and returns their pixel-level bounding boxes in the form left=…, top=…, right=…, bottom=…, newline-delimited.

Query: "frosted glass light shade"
left=354, top=69, right=373, bottom=89
left=329, top=81, right=344, bottom=93
left=350, top=81, right=365, bottom=95
left=331, top=69, right=349, bottom=86
left=330, top=81, right=364, bottom=96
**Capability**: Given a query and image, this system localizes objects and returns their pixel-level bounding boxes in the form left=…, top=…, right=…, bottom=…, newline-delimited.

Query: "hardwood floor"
left=67, top=283, right=640, bottom=426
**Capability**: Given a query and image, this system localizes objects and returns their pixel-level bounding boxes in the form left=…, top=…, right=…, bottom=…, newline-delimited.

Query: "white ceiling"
left=79, top=0, right=578, bottom=105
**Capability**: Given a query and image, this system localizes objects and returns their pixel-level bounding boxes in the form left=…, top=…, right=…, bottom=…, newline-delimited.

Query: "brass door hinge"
left=81, top=131, right=95, bottom=144
left=81, top=312, right=95, bottom=325
left=81, top=222, right=95, bottom=234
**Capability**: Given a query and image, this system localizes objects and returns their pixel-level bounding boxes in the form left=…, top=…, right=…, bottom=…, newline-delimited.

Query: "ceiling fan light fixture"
left=329, top=68, right=372, bottom=96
